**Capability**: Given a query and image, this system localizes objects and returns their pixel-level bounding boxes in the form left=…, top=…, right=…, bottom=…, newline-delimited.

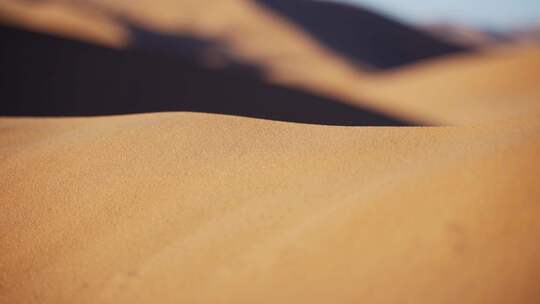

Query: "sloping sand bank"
left=1, top=113, right=539, bottom=303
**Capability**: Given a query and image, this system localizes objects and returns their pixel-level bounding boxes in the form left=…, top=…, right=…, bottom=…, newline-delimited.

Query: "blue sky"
left=337, top=0, right=540, bottom=29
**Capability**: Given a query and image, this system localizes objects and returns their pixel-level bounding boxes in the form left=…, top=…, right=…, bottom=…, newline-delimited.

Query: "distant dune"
left=0, top=24, right=411, bottom=126
left=1, top=0, right=539, bottom=303
left=419, top=23, right=540, bottom=47
left=255, top=0, right=467, bottom=69
left=0, top=0, right=467, bottom=110
left=360, top=45, right=540, bottom=124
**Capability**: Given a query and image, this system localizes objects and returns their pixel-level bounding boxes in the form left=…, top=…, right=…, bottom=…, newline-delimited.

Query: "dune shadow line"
left=0, top=24, right=416, bottom=126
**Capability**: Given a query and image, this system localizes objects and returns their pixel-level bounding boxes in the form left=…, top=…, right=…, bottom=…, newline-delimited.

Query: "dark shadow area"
left=123, top=20, right=232, bottom=63
left=255, top=0, right=469, bottom=70
left=0, top=24, right=416, bottom=126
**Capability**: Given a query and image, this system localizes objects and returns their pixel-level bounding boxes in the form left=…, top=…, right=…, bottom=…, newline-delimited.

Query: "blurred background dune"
left=1, top=0, right=539, bottom=124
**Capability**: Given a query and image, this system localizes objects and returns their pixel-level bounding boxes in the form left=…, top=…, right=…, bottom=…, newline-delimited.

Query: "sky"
left=338, top=0, right=540, bottom=29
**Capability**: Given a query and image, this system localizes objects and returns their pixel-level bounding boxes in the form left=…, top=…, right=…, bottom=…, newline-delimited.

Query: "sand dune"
left=3, top=0, right=538, bottom=126
left=1, top=113, right=539, bottom=303
left=0, top=0, right=372, bottom=96
left=254, top=0, right=466, bottom=69
left=420, top=23, right=540, bottom=48
left=0, top=24, right=411, bottom=126
left=0, top=0, right=467, bottom=112
left=1, top=0, right=540, bottom=303
left=361, top=45, right=540, bottom=124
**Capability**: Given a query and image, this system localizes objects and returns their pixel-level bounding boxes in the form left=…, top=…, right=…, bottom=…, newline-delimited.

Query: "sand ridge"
left=1, top=113, right=540, bottom=303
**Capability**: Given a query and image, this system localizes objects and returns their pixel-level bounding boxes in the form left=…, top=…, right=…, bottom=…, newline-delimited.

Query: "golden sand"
left=1, top=0, right=540, bottom=303
left=1, top=114, right=539, bottom=303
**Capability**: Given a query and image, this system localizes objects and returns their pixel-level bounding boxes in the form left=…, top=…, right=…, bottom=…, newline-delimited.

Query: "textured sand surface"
left=1, top=114, right=539, bottom=304
left=1, top=0, right=540, bottom=303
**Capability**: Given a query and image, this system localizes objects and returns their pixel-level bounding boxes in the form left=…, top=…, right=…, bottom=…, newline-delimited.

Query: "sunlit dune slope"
left=0, top=0, right=131, bottom=46
left=361, top=45, right=540, bottom=125
left=1, top=113, right=539, bottom=304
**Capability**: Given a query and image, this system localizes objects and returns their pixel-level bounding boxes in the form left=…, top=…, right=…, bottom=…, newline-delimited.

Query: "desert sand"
left=1, top=0, right=540, bottom=303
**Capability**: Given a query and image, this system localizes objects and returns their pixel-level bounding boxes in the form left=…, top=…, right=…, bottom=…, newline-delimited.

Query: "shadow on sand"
left=0, top=23, right=418, bottom=126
